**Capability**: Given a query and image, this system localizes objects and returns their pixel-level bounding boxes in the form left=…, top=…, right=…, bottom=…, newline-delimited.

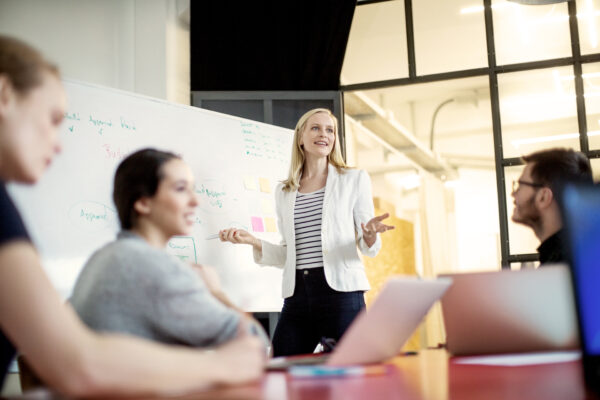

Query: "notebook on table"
left=439, top=266, right=579, bottom=356
left=267, top=276, right=452, bottom=370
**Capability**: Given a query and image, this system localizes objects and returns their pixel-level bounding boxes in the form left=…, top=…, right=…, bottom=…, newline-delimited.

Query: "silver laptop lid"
left=327, top=276, right=452, bottom=366
left=440, top=265, right=578, bottom=356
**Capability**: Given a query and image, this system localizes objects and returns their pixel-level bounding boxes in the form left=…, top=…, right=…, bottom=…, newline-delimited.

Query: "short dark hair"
left=0, top=35, right=59, bottom=94
left=113, top=148, right=180, bottom=229
left=522, top=148, right=593, bottom=194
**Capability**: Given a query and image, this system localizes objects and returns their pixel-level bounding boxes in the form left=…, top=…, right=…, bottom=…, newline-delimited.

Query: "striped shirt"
left=294, top=187, right=325, bottom=269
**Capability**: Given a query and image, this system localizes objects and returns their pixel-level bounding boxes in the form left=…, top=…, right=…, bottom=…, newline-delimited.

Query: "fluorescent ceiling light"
left=460, top=5, right=485, bottom=14
left=460, top=3, right=568, bottom=24
left=553, top=69, right=563, bottom=94
left=460, top=1, right=597, bottom=49
left=460, top=3, right=600, bottom=20
left=584, top=0, right=598, bottom=48
left=559, top=71, right=600, bottom=80
left=460, top=3, right=514, bottom=14
left=511, top=130, right=600, bottom=148
left=508, top=0, right=567, bottom=4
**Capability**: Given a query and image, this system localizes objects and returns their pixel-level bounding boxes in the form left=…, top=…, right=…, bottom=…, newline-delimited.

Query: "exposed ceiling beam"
left=344, top=91, right=458, bottom=180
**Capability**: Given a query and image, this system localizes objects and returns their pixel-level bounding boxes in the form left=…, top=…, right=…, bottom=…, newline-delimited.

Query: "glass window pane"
left=493, top=0, right=572, bottom=65
left=358, top=76, right=494, bottom=160
left=505, top=165, right=540, bottom=256
left=341, top=1, right=408, bottom=85
left=498, top=67, right=580, bottom=159
left=413, top=0, right=487, bottom=75
left=345, top=76, right=499, bottom=272
left=583, top=63, right=600, bottom=150
left=576, top=0, right=600, bottom=56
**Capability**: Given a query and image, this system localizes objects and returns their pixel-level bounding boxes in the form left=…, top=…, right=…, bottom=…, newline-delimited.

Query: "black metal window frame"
left=341, top=0, right=600, bottom=268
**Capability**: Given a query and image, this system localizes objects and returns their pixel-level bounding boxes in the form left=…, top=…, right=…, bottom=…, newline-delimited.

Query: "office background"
left=1, top=0, right=599, bottom=354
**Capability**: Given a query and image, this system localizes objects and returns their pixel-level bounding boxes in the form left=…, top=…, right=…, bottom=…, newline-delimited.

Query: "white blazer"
left=253, top=164, right=381, bottom=298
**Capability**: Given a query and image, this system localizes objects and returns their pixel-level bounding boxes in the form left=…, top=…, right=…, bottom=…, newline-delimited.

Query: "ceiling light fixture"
left=511, top=130, right=600, bottom=148
left=507, top=0, right=570, bottom=4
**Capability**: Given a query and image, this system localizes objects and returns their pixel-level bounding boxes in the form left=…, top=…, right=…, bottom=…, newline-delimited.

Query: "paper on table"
left=452, top=351, right=581, bottom=366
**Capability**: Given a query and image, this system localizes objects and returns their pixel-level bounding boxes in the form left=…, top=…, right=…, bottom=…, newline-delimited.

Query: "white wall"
left=0, top=0, right=190, bottom=103
left=452, top=168, right=501, bottom=271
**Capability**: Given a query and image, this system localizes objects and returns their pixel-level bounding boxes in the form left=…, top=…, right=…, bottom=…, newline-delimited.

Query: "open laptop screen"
left=563, top=184, right=600, bottom=356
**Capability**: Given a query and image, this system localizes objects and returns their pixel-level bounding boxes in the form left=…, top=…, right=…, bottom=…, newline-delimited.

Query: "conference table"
left=15, top=349, right=595, bottom=399
left=156, top=349, right=593, bottom=400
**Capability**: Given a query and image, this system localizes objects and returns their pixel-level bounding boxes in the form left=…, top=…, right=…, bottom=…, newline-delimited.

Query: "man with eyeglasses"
left=511, top=148, right=593, bottom=265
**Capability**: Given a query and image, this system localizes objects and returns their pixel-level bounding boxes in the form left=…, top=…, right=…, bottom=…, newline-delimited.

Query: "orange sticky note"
left=259, top=177, right=271, bottom=193
left=264, top=217, right=277, bottom=232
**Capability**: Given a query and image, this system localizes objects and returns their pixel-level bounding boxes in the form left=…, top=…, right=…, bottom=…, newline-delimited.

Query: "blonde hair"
left=282, top=108, right=348, bottom=192
left=0, top=35, right=59, bottom=94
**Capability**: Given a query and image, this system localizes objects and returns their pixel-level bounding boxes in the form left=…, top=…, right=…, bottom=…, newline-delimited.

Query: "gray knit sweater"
left=70, top=231, right=239, bottom=347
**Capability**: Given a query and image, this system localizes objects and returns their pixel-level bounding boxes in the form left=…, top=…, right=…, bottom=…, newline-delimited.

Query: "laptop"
left=439, top=266, right=579, bottom=356
left=267, top=276, right=452, bottom=369
left=561, top=183, right=600, bottom=394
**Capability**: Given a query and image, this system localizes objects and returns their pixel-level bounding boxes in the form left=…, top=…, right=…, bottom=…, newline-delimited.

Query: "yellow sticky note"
left=264, top=217, right=277, bottom=232
left=259, top=177, right=271, bottom=193
left=244, top=176, right=256, bottom=190
left=261, top=199, right=274, bottom=214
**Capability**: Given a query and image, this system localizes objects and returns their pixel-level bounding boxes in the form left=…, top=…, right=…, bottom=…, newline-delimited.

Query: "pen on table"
left=205, top=233, right=220, bottom=240
left=288, top=365, right=388, bottom=378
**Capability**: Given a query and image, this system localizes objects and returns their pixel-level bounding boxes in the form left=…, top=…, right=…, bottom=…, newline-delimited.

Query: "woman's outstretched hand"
left=219, top=228, right=261, bottom=250
left=361, top=213, right=395, bottom=248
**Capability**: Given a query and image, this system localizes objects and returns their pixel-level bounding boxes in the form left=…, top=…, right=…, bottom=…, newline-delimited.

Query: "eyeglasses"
left=512, top=180, right=545, bottom=193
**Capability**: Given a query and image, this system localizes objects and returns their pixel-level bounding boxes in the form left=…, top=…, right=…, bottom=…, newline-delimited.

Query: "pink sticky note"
left=251, top=216, right=264, bottom=232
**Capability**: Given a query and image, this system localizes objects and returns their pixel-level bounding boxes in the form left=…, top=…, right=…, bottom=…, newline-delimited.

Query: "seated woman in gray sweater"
left=70, top=148, right=261, bottom=348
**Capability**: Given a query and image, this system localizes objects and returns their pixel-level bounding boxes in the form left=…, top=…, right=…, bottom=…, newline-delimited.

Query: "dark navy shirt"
left=0, top=182, right=30, bottom=385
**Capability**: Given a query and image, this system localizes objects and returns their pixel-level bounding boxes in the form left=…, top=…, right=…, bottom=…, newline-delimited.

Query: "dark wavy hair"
left=522, top=148, right=593, bottom=195
left=113, top=148, right=180, bottom=229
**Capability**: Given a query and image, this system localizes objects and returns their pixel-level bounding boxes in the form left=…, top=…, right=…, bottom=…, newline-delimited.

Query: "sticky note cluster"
left=244, top=176, right=277, bottom=233
left=251, top=216, right=276, bottom=233
left=244, top=176, right=271, bottom=193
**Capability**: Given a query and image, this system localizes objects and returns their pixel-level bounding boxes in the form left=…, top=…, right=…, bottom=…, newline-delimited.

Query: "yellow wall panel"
left=363, top=197, right=418, bottom=350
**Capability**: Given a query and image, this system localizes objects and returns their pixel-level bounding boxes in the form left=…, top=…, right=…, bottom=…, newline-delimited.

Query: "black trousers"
left=271, top=267, right=365, bottom=357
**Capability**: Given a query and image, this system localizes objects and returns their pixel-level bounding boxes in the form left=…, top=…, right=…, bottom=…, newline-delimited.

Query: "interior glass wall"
left=341, top=0, right=600, bottom=272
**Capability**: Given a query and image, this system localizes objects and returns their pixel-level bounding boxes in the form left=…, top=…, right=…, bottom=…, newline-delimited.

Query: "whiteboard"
left=8, top=80, right=292, bottom=312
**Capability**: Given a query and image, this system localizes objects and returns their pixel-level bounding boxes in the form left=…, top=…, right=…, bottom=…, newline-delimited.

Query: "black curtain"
left=190, top=0, right=356, bottom=91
